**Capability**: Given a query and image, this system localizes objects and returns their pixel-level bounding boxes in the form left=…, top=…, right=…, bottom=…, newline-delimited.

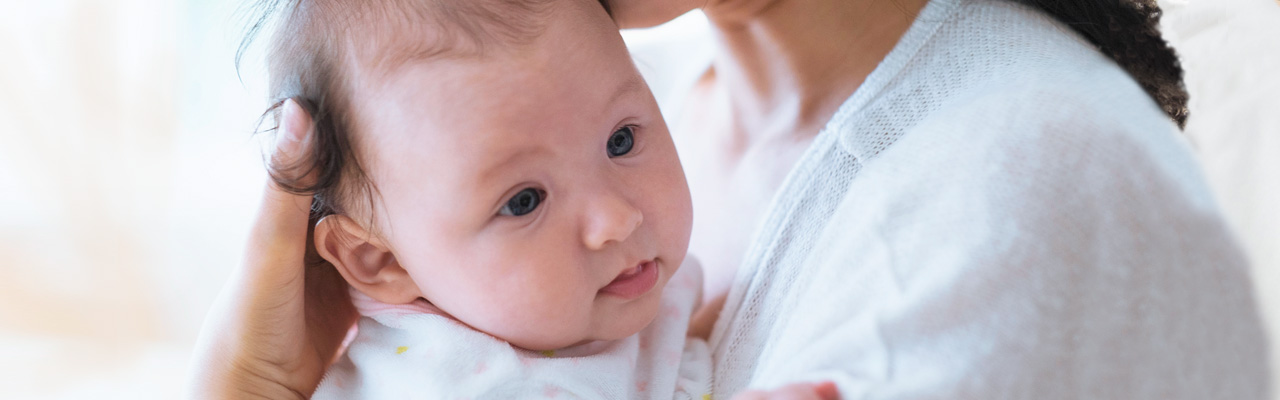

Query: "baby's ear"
left=313, top=215, right=421, bottom=304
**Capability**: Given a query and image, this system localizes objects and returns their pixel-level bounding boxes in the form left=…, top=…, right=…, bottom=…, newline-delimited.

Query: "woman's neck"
left=702, top=0, right=928, bottom=140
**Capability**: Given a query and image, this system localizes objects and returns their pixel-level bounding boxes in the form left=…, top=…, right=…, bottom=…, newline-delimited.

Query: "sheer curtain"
left=0, top=0, right=1274, bottom=398
left=0, top=1, right=267, bottom=398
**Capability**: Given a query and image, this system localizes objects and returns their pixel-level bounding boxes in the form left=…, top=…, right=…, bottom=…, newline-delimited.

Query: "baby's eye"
left=606, top=125, right=635, bottom=158
left=499, top=188, right=543, bottom=216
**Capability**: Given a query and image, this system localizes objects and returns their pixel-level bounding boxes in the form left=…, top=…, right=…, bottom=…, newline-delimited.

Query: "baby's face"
left=346, top=0, right=692, bottom=350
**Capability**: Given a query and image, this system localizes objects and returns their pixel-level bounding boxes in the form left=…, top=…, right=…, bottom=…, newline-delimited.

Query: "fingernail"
left=815, top=381, right=839, bottom=400
left=277, top=99, right=308, bottom=150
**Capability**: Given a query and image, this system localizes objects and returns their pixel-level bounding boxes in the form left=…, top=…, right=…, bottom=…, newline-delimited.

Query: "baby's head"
left=248, top=0, right=692, bottom=350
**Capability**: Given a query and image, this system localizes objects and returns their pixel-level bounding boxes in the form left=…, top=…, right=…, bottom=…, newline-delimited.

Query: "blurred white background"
left=0, top=0, right=1276, bottom=398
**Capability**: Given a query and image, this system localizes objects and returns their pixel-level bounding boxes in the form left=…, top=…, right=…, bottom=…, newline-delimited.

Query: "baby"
left=246, top=0, right=836, bottom=398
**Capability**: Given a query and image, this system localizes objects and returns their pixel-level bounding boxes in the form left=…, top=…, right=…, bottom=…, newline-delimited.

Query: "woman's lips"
left=599, top=261, right=658, bottom=299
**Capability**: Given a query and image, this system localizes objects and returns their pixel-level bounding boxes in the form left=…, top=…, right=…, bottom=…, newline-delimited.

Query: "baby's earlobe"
left=313, top=215, right=421, bottom=304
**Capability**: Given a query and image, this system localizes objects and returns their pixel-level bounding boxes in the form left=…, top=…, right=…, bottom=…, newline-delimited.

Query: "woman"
left=189, top=0, right=1270, bottom=398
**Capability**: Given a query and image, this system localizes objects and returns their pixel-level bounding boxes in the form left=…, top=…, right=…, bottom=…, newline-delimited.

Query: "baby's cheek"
left=481, top=287, right=593, bottom=350
left=465, top=244, right=598, bottom=349
left=655, top=151, right=694, bottom=233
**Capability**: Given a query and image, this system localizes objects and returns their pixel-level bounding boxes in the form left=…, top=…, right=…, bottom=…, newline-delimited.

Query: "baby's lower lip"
left=600, top=261, right=658, bottom=299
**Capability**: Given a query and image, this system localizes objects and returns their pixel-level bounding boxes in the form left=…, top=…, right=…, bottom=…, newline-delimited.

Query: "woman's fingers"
left=188, top=99, right=339, bottom=399
left=241, top=98, right=340, bottom=387
left=811, top=381, right=839, bottom=400
left=731, top=381, right=841, bottom=400
left=253, top=99, right=357, bottom=392
left=258, top=98, right=316, bottom=245
left=243, top=99, right=318, bottom=305
left=241, top=98, right=315, bottom=319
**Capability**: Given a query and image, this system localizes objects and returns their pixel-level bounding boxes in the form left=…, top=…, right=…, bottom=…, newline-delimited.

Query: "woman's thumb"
left=277, top=99, right=311, bottom=153
left=258, top=98, right=316, bottom=231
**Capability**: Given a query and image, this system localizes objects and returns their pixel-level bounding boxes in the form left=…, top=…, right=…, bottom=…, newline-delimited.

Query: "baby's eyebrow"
left=474, top=75, right=645, bottom=188
left=477, top=149, right=543, bottom=187
left=606, top=75, right=645, bottom=110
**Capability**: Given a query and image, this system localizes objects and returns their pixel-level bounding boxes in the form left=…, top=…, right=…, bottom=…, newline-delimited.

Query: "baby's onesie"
left=313, top=260, right=712, bottom=399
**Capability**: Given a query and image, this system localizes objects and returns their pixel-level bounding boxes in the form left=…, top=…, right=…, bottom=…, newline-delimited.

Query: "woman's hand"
left=186, top=100, right=358, bottom=399
left=731, top=381, right=841, bottom=400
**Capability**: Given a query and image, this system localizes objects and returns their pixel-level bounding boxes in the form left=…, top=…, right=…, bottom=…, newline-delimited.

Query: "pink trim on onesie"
left=348, top=287, right=453, bottom=319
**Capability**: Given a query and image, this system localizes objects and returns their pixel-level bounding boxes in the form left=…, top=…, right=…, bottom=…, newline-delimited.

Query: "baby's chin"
left=586, top=286, right=668, bottom=343
left=503, top=289, right=666, bottom=351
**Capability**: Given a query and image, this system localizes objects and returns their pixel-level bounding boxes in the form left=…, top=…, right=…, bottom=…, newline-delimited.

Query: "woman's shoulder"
left=830, top=0, right=1220, bottom=233
left=833, top=0, right=1173, bottom=165
left=842, top=0, right=1197, bottom=184
left=852, top=73, right=1217, bottom=232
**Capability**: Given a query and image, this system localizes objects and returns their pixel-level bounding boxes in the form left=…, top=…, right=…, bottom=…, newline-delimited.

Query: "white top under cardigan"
left=630, top=0, right=1271, bottom=398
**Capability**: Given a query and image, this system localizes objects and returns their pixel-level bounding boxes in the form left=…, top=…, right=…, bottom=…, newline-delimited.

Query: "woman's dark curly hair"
left=1013, top=0, right=1190, bottom=128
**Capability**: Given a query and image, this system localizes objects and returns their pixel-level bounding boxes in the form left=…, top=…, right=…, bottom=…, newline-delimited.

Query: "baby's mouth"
left=599, top=260, right=658, bottom=300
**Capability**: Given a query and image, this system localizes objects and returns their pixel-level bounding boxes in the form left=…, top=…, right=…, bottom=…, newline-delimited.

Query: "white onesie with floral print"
left=312, top=259, right=711, bottom=400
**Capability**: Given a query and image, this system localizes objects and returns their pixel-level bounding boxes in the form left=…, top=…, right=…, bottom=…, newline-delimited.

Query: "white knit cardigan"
left=632, top=0, right=1271, bottom=398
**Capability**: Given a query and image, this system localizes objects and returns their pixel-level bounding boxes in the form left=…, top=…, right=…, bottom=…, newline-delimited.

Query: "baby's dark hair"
left=240, top=0, right=573, bottom=223
left=242, top=0, right=1187, bottom=225
left=1012, top=0, right=1189, bottom=128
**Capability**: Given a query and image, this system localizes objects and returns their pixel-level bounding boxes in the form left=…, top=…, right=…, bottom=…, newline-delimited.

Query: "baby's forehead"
left=339, top=0, right=633, bottom=142
left=335, top=0, right=562, bottom=72
left=340, top=0, right=627, bottom=112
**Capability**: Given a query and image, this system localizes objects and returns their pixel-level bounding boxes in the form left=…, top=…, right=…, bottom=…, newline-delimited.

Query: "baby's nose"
left=581, top=192, right=643, bottom=250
